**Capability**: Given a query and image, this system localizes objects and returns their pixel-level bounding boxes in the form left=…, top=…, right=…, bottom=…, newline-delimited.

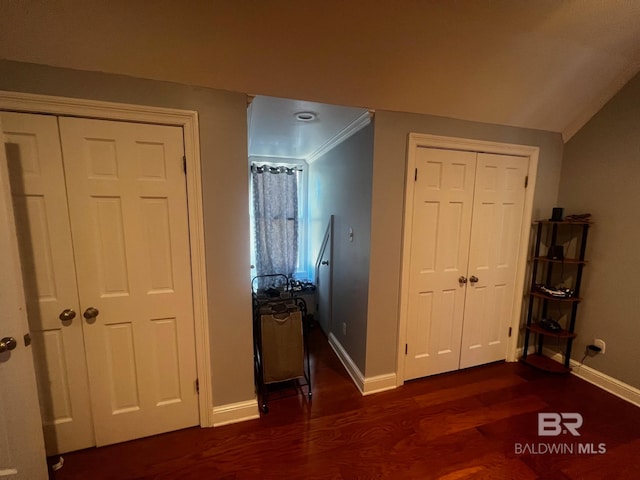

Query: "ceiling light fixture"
left=294, top=111, right=318, bottom=122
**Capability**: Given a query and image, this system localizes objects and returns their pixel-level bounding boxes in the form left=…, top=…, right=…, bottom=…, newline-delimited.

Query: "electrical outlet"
left=342, top=322, right=347, bottom=335
left=594, top=338, right=606, bottom=354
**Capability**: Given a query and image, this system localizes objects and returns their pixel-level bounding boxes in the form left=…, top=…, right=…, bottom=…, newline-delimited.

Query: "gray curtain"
left=252, top=164, right=298, bottom=288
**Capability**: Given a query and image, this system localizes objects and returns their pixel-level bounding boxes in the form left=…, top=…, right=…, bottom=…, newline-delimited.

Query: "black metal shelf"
left=526, top=323, right=577, bottom=339
left=520, top=220, right=590, bottom=372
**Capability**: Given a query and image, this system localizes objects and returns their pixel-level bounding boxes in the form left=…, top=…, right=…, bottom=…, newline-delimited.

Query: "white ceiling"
left=248, top=96, right=368, bottom=160
left=1, top=1, right=640, bottom=141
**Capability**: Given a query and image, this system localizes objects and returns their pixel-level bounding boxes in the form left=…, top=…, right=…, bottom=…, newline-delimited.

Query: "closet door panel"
left=1, top=112, right=95, bottom=454
left=460, top=153, right=528, bottom=369
left=59, top=117, right=199, bottom=447
left=405, top=147, right=476, bottom=380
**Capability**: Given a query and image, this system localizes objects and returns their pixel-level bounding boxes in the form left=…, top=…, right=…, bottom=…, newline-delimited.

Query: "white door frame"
left=0, top=91, right=214, bottom=427
left=397, top=133, right=539, bottom=386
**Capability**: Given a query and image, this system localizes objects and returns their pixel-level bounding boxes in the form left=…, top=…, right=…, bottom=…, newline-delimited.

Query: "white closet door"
left=1, top=112, right=95, bottom=454
left=0, top=116, right=48, bottom=480
left=58, top=117, right=199, bottom=446
left=460, top=153, right=527, bottom=368
left=405, top=146, right=529, bottom=381
left=405, top=147, right=476, bottom=380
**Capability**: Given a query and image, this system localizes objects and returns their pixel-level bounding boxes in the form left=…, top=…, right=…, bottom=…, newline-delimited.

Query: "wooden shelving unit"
left=520, top=219, right=590, bottom=373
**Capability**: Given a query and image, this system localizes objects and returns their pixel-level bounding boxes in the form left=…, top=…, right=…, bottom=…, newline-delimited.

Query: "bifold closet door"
left=405, top=147, right=476, bottom=380
left=2, top=112, right=200, bottom=452
left=1, top=112, right=95, bottom=454
left=405, top=147, right=528, bottom=381
left=459, top=153, right=527, bottom=368
left=0, top=115, right=48, bottom=479
left=58, top=117, right=199, bottom=447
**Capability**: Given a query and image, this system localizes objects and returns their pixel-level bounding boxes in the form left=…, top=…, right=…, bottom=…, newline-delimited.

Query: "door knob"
left=469, top=275, right=479, bottom=284
left=83, top=307, right=100, bottom=320
left=321, top=260, right=329, bottom=265
left=0, top=337, right=17, bottom=353
left=458, top=276, right=467, bottom=284
left=59, top=308, right=76, bottom=322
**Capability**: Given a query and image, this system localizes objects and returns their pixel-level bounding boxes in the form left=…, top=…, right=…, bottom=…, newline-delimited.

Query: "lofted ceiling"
left=1, top=1, right=640, bottom=142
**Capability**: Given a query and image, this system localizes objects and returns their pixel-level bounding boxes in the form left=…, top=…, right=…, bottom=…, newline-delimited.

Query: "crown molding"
left=306, top=110, right=373, bottom=163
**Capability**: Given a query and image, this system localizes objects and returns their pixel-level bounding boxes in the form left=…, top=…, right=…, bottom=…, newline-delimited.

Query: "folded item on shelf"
left=535, top=283, right=574, bottom=298
left=564, top=213, right=591, bottom=221
left=538, top=318, right=562, bottom=332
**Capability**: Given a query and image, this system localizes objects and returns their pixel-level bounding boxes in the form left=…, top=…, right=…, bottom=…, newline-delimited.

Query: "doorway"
left=247, top=95, right=373, bottom=395
left=247, top=96, right=370, bottom=330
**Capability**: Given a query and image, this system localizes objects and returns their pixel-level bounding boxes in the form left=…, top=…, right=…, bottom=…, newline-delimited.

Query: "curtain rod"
left=251, top=163, right=303, bottom=173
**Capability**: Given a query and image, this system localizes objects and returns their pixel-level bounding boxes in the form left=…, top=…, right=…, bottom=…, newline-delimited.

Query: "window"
left=250, top=162, right=308, bottom=284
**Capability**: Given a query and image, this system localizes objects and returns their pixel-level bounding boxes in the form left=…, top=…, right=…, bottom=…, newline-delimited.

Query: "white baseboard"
left=328, top=333, right=365, bottom=394
left=328, top=333, right=396, bottom=396
left=539, top=348, right=640, bottom=408
left=212, top=398, right=260, bottom=427
left=518, top=345, right=639, bottom=407
left=362, top=372, right=397, bottom=395
left=572, top=362, right=640, bottom=408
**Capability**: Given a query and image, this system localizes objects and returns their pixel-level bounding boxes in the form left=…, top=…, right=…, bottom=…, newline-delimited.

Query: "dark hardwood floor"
left=52, top=326, right=640, bottom=479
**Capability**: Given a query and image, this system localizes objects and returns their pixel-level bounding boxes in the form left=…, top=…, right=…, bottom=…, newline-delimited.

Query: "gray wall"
left=308, top=123, right=374, bottom=372
left=1, top=59, right=570, bottom=404
left=559, top=72, right=640, bottom=389
left=0, top=60, right=255, bottom=408
left=367, top=111, right=565, bottom=377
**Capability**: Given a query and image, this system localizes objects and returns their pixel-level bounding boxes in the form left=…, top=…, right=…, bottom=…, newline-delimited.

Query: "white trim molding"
left=363, top=373, right=398, bottom=396
left=570, top=363, right=640, bottom=408
left=542, top=349, right=640, bottom=408
left=397, top=133, right=539, bottom=386
left=306, top=110, right=374, bottom=163
left=517, top=347, right=639, bottom=408
left=329, top=333, right=397, bottom=396
left=329, top=333, right=365, bottom=393
left=0, top=90, right=214, bottom=427
left=212, top=399, right=260, bottom=427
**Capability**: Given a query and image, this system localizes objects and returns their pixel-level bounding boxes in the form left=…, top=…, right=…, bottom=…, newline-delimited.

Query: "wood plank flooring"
left=52, top=326, right=640, bottom=479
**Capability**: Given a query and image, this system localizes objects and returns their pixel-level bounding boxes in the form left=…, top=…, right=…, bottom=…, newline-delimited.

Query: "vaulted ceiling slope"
left=1, top=1, right=639, bottom=140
